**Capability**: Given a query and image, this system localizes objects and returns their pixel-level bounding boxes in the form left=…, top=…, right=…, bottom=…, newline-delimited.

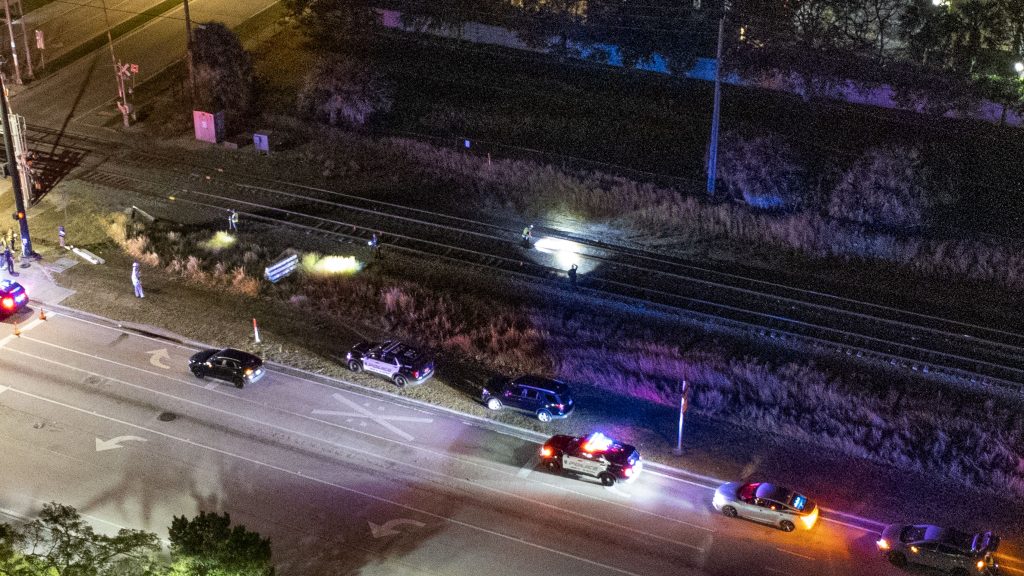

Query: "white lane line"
left=0, top=313, right=54, bottom=349
left=517, top=456, right=538, bottom=479
left=1, top=350, right=711, bottom=550
left=776, top=547, right=815, bottom=561
left=0, top=384, right=651, bottom=576
left=0, top=385, right=8, bottom=394
left=765, top=568, right=787, bottom=574
left=11, top=336, right=714, bottom=534
left=204, top=382, right=219, bottom=391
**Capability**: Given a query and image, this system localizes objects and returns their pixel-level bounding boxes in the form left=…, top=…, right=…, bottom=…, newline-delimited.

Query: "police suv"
left=0, top=279, right=28, bottom=318
left=346, top=340, right=435, bottom=387
left=540, top=432, right=642, bottom=486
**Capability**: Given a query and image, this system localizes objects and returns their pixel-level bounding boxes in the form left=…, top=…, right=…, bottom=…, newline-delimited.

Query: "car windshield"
left=901, top=525, right=928, bottom=542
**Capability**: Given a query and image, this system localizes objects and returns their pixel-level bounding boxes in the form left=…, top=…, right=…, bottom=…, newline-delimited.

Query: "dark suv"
left=189, top=348, right=265, bottom=388
left=346, top=340, right=435, bottom=387
left=481, top=375, right=574, bottom=422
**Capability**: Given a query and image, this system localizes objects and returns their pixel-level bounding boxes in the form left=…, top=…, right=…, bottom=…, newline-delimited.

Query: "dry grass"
left=104, top=212, right=1024, bottom=496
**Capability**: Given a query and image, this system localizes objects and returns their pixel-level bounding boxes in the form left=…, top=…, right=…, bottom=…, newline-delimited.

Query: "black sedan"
left=189, top=348, right=265, bottom=388
left=0, top=279, right=28, bottom=318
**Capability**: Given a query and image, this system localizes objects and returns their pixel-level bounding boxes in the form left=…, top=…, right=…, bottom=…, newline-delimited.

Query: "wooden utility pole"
left=184, top=0, right=196, bottom=102
left=2, top=0, right=21, bottom=84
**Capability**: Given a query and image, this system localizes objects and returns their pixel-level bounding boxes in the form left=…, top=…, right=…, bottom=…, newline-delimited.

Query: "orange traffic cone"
left=13, top=321, right=19, bottom=336
left=39, top=308, right=46, bottom=321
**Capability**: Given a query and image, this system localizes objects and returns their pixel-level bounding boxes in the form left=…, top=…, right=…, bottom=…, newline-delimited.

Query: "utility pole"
left=2, top=0, right=22, bottom=84
left=183, top=0, right=196, bottom=102
left=15, top=0, right=32, bottom=78
left=0, top=65, right=33, bottom=258
left=706, top=9, right=726, bottom=196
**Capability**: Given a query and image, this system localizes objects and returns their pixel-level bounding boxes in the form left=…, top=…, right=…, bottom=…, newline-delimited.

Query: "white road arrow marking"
left=368, top=518, right=425, bottom=538
left=147, top=348, right=170, bottom=370
left=95, top=435, right=148, bottom=452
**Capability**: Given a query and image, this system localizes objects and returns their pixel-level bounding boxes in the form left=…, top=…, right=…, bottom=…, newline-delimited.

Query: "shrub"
left=193, top=22, right=255, bottom=125
left=828, top=145, right=954, bottom=228
left=296, top=56, right=393, bottom=128
left=714, top=131, right=808, bottom=211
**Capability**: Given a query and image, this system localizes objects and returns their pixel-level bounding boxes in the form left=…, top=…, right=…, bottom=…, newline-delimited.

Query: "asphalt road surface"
left=1, top=308, right=1022, bottom=576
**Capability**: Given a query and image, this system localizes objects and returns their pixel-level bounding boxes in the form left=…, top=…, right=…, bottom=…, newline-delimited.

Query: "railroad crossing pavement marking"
left=312, top=393, right=433, bottom=441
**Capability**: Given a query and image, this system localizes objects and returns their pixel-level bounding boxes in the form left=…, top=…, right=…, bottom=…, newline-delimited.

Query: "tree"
left=296, top=56, right=393, bottom=127
left=284, top=0, right=379, bottom=55
left=1, top=502, right=161, bottom=576
left=510, top=0, right=588, bottom=56
left=714, top=131, right=808, bottom=211
left=167, top=511, right=273, bottom=576
left=193, top=22, right=255, bottom=124
left=827, top=145, right=955, bottom=229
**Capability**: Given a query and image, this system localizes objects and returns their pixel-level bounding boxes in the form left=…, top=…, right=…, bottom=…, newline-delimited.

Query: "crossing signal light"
left=12, top=210, right=24, bottom=221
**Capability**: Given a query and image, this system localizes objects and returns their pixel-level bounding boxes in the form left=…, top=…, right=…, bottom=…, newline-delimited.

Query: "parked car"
left=712, top=481, right=819, bottom=532
left=481, top=375, right=574, bottom=422
left=346, top=340, right=434, bottom=387
left=539, top=432, right=641, bottom=486
left=189, top=348, right=265, bottom=388
left=877, top=524, right=1000, bottom=575
left=0, top=279, right=28, bottom=318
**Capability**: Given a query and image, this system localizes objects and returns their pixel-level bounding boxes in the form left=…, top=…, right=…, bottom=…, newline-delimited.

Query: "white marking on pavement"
left=9, top=338, right=714, bottom=535
left=204, top=382, right=219, bottom=391
left=0, top=313, right=52, bottom=349
left=147, top=348, right=170, bottom=369
left=368, top=518, right=426, bottom=538
left=776, top=547, right=815, bottom=560
left=0, top=385, right=8, bottom=394
left=604, top=485, right=632, bottom=499
left=312, top=393, right=432, bottom=442
left=95, top=435, right=148, bottom=452
left=1, top=385, right=655, bottom=576
left=517, top=456, right=538, bottom=478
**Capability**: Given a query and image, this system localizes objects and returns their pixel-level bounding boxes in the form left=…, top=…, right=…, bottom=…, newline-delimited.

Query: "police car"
left=346, top=340, right=435, bottom=387
left=0, top=279, right=28, bottom=318
left=539, top=432, right=642, bottom=486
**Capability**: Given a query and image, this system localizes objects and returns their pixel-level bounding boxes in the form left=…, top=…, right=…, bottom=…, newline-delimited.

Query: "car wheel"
left=486, top=398, right=503, bottom=411
left=546, top=458, right=562, bottom=472
left=888, top=552, right=908, bottom=568
left=191, top=368, right=205, bottom=379
left=779, top=520, right=795, bottom=532
left=721, top=506, right=738, bottom=518
left=348, top=360, right=363, bottom=373
left=394, top=375, right=407, bottom=388
left=948, top=569, right=969, bottom=576
left=234, top=377, right=244, bottom=389
left=598, top=472, right=616, bottom=487
left=536, top=410, right=553, bottom=423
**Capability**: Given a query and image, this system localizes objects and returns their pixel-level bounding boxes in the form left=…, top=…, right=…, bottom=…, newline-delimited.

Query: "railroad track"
left=25, top=123, right=1024, bottom=391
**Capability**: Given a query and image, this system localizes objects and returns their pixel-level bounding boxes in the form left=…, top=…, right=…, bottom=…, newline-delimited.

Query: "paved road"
left=2, top=307, right=1021, bottom=575
left=11, top=0, right=276, bottom=130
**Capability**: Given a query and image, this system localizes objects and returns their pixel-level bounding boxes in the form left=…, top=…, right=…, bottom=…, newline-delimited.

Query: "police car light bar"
left=582, top=432, right=614, bottom=453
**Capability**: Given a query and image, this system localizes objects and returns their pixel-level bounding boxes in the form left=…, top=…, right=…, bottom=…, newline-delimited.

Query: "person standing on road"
left=228, top=209, right=239, bottom=231
left=58, top=225, right=66, bottom=249
left=131, top=261, right=144, bottom=298
left=568, top=263, right=578, bottom=288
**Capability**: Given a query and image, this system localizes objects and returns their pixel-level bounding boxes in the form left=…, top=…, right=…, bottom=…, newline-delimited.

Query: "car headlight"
left=976, top=560, right=985, bottom=571
left=876, top=538, right=889, bottom=550
left=244, top=368, right=253, bottom=376
left=800, top=506, right=819, bottom=530
left=712, top=492, right=726, bottom=508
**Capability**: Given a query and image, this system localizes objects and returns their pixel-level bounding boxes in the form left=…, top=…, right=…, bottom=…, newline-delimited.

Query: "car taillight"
left=540, top=446, right=553, bottom=457
left=976, top=560, right=985, bottom=571
left=1, top=297, right=13, bottom=310
left=554, top=404, right=564, bottom=410
left=413, top=370, right=420, bottom=378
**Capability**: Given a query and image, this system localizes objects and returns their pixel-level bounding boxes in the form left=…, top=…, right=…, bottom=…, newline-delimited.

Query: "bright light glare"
left=302, top=254, right=362, bottom=275
left=800, top=506, right=819, bottom=529
left=582, top=432, right=614, bottom=452
left=199, top=231, right=237, bottom=251
left=1015, top=62, right=1024, bottom=75
left=533, top=236, right=582, bottom=268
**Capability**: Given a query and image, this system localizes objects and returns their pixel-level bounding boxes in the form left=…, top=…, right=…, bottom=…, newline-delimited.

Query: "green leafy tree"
left=193, top=22, right=255, bottom=124
left=296, top=56, right=393, bottom=127
left=167, top=511, right=273, bottom=576
left=1, top=503, right=161, bottom=576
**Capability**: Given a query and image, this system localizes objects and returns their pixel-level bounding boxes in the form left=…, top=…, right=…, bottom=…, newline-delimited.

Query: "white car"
left=712, top=481, right=819, bottom=532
